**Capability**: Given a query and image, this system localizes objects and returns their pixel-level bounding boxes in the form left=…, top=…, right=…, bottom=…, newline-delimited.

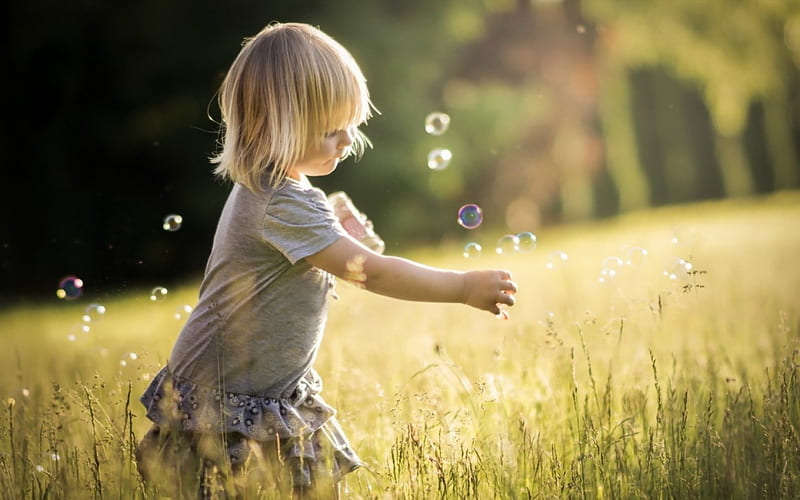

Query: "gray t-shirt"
left=169, top=178, right=346, bottom=398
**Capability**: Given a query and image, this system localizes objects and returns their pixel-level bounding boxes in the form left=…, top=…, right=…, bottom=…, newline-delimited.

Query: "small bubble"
left=457, top=204, right=483, bottom=229
left=81, top=303, right=106, bottom=323
left=599, top=256, right=624, bottom=282
left=625, top=246, right=648, bottom=266
left=545, top=250, right=569, bottom=269
left=670, top=225, right=698, bottom=247
left=128, top=352, right=138, bottom=360
left=427, top=148, right=452, bottom=170
left=50, top=453, right=60, bottom=462
left=21, top=389, right=30, bottom=398
left=496, top=234, right=520, bottom=255
left=663, top=258, right=693, bottom=280
left=516, top=232, right=537, bottom=252
left=162, top=214, right=183, bottom=232
left=424, top=112, right=450, bottom=135
left=35, top=465, right=45, bottom=473
left=56, top=276, right=84, bottom=300
left=149, top=287, right=168, bottom=301
left=67, top=323, right=90, bottom=342
left=120, top=360, right=127, bottom=367
left=174, top=304, right=193, bottom=320
left=463, top=242, right=482, bottom=258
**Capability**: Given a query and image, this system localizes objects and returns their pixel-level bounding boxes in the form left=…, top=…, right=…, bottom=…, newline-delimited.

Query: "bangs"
left=305, top=41, right=373, bottom=150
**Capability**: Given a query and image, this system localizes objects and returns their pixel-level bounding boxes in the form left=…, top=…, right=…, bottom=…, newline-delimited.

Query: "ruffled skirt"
left=137, top=366, right=362, bottom=494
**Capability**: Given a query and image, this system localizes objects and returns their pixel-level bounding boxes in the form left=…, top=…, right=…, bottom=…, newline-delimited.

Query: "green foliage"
left=1, top=193, right=799, bottom=498
left=583, top=0, right=798, bottom=136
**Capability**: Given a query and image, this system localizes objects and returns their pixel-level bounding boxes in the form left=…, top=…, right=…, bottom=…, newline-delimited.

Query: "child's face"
left=289, top=128, right=355, bottom=180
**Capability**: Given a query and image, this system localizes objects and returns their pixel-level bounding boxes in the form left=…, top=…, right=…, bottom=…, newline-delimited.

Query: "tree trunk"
left=714, top=133, right=754, bottom=197
left=599, top=66, right=651, bottom=212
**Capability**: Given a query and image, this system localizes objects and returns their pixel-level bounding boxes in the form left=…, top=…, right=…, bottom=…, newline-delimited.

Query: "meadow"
left=1, top=191, right=799, bottom=499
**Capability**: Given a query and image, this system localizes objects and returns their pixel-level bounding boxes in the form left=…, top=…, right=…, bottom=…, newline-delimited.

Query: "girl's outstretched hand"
left=462, top=270, right=518, bottom=316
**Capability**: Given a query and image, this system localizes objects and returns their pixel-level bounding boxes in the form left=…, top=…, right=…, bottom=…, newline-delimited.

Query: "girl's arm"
left=305, top=235, right=517, bottom=315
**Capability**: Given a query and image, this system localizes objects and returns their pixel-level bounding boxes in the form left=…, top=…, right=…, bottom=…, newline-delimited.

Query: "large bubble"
left=56, top=276, right=84, bottom=300
left=457, top=204, right=484, bottom=229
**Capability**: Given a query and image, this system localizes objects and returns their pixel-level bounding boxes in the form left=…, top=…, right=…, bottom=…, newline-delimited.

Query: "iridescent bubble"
left=545, top=250, right=569, bottom=269
left=427, top=148, right=452, bottom=170
left=625, top=246, right=648, bottom=266
left=516, top=232, right=537, bottom=252
left=457, top=204, right=483, bottom=229
left=82, top=303, right=106, bottom=323
left=424, top=112, right=451, bottom=135
left=163, top=214, right=183, bottom=232
left=149, top=286, right=168, bottom=301
left=174, top=304, right=193, bottom=320
left=56, top=276, right=84, bottom=300
left=463, top=242, right=482, bottom=259
left=495, top=234, right=520, bottom=255
left=663, top=258, right=693, bottom=280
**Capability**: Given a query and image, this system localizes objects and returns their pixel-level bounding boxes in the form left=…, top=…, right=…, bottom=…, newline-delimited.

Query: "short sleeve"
left=263, top=184, right=347, bottom=264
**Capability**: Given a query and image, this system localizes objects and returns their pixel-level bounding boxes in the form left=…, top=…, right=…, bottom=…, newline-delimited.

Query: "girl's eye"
left=325, top=130, right=340, bottom=138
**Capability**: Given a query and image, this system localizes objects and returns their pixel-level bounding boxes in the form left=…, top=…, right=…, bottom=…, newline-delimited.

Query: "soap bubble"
left=670, top=225, right=698, bottom=247
left=56, top=276, right=84, bottom=300
left=67, top=323, right=90, bottom=342
left=424, top=112, right=450, bottom=135
left=495, top=234, right=520, bottom=255
left=174, top=304, right=193, bottom=320
left=516, top=232, right=537, bottom=252
left=545, top=250, right=569, bottom=269
left=162, top=214, right=183, bottom=232
left=427, top=148, right=452, bottom=170
left=81, top=303, right=106, bottom=323
left=599, top=256, right=624, bottom=283
left=663, top=258, right=693, bottom=280
left=625, top=246, right=648, bottom=266
left=149, top=286, right=168, bottom=301
left=457, top=204, right=483, bottom=229
left=463, top=242, right=482, bottom=258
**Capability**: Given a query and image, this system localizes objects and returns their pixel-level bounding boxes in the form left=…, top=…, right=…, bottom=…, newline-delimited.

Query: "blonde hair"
left=211, top=22, right=374, bottom=191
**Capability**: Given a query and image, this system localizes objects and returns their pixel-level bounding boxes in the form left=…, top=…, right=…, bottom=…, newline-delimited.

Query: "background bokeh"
left=3, top=0, right=798, bottom=304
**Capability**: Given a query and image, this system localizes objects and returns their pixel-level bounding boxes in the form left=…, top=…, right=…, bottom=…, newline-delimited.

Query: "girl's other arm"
left=305, top=235, right=517, bottom=315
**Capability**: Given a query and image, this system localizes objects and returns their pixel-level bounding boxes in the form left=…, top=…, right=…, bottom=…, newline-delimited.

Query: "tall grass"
left=1, top=192, right=798, bottom=499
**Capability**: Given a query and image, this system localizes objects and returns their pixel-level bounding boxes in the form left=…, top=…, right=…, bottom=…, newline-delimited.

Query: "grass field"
left=1, top=191, right=799, bottom=499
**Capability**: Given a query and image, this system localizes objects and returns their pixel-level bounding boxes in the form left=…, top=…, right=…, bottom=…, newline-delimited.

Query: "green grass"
left=2, top=191, right=799, bottom=499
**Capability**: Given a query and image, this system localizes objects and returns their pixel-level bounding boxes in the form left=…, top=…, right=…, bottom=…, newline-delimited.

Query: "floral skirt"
left=137, top=366, right=362, bottom=496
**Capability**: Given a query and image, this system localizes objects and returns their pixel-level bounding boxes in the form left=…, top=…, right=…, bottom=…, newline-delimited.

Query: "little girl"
left=137, top=21, right=517, bottom=498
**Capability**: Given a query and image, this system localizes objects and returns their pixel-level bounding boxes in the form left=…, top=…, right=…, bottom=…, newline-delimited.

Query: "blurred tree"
left=584, top=0, right=800, bottom=199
